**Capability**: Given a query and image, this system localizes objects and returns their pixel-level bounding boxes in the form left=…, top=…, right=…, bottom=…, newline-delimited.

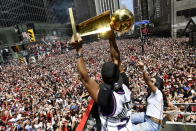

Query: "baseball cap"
left=101, top=62, right=123, bottom=88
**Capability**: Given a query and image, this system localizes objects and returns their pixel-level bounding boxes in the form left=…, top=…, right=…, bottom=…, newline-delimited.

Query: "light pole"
left=138, top=0, right=143, bottom=39
left=138, top=0, right=145, bottom=55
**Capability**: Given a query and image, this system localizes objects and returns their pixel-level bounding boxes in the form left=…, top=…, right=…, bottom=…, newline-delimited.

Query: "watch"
left=76, top=53, right=83, bottom=59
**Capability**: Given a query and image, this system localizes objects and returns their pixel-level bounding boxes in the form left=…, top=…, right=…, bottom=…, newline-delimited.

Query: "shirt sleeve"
left=97, top=85, right=112, bottom=107
left=97, top=85, right=114, bottom=116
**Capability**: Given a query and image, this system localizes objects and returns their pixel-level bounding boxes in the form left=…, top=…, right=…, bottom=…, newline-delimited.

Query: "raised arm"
left=108, top=31, right=122, bottom=71
left=138, top=61, right=157, bottom=93
left=71, top=34, right=100, bottom=102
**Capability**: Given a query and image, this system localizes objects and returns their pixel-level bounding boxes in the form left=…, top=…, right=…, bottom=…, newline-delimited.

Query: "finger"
left=71, top=35, right=76, bottom=43
left=78, top=37, right=82, bottom=42
left=76, top=33, right=82, bottom=42
left=71, top=37, right=79, bottom=44
left=76, top=33, right=80, bottom=37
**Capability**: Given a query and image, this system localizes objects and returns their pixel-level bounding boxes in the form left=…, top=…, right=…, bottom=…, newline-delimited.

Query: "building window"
left=177, top=11, right=182, bottom=16
left=177, top=8, right=196, bottom=18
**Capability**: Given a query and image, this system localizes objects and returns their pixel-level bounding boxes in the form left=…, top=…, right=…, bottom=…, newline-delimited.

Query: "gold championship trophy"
left=69, top=8, right=134, bottom=39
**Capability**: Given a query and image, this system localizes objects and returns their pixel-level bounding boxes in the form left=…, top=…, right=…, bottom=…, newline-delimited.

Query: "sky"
left=119, top=0, right=134, bottom=13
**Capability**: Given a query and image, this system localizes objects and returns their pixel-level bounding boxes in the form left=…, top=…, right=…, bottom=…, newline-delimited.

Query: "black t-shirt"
left=97, top=72, right=129, bottom=116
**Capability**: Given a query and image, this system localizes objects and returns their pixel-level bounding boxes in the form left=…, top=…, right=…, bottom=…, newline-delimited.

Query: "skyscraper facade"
left=133, top=0, right=171, bottom=36
left=73, top=0, right=97, bottom=23
left=141, top=0, right=149, bottom=20
left=133, top=0, right=149, bottom=21
left=94, top=0, right=120, bottom=15
left=133, top=0, right=140, bottom=22
left=171, top=0, right=196, bottom=37
left=0, top=0, right=58, bottom=28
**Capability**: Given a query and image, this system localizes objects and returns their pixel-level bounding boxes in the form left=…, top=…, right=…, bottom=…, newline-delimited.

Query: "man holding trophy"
left=70, top=9, right=134, bottom=130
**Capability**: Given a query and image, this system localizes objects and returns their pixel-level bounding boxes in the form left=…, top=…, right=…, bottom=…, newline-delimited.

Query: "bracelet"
left=76, top=53, right=83, bottom=59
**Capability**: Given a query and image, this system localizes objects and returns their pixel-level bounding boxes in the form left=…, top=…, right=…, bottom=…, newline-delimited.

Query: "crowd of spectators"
left=0, top=42, right=89, bottom=130
left=126, top=38, right=195, bottom=123
left=0, top=37, right=195, bottom=130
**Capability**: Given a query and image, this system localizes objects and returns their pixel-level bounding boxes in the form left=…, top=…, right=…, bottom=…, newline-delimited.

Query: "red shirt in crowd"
left=142, top=27, right=149, bottom=35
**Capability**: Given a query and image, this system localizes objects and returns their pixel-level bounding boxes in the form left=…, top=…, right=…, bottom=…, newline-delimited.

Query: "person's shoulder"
left=154, top=89, right=163, bottom=99
left=121, top=84, right=131, bottom=97
left=98, top=84, right=113, bottom=107
left=154, top=89, right=162, bottom=94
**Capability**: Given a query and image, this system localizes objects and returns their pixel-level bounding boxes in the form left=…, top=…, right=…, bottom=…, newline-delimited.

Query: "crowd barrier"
left=76, top=100, right=94, bottom=131
left=77, top=102, right=196, bottom=131
left=162, top=122, right=196, bottom=131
